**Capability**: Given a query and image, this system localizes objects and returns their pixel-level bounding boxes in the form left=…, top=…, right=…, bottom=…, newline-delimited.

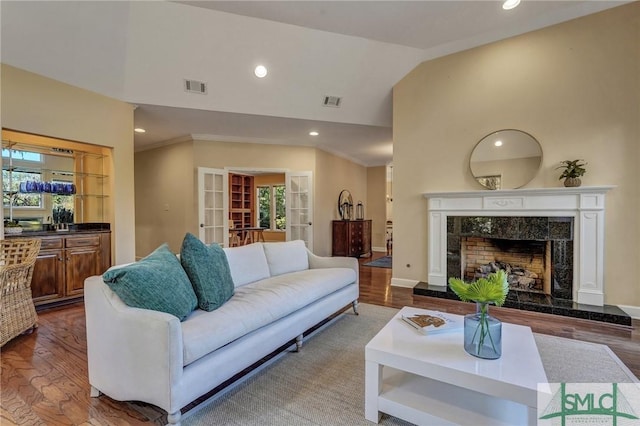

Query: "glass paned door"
left=198, top=167, right=228, bottom=245
left=286, top=171, right=313, bottom=249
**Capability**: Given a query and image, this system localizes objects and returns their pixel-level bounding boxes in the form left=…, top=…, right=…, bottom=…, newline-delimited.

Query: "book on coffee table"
left=401, top=312, right=462, bottom=335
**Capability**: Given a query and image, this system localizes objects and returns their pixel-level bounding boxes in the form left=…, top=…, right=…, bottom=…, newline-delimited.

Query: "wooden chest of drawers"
left=332, top=220, right=372, bottom=257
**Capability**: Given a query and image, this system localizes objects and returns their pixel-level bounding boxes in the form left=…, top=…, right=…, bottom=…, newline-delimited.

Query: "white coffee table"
left=365, top=306, right=549, bottom=426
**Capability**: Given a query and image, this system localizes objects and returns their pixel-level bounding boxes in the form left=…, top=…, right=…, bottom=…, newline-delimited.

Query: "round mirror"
left=470, top=129, right=542, bottom=190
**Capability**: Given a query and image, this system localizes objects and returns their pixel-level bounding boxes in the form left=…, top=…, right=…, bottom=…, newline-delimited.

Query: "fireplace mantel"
left=423, top=186, right=615, bottom=306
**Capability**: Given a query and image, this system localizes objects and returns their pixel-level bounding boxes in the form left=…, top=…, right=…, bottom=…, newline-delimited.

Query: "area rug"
left=181, top=303, right=638, bottom=426
left=363, top=255, right=392, bottom=268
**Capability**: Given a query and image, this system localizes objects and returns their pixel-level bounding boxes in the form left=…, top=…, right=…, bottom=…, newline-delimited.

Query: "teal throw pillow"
left=102, top=244, right=197, bottom=321
left=180, top=233, right=235, bottom=311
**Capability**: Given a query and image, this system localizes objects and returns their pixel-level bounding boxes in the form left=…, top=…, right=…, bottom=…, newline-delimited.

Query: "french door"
left=197, top=167, right=228, bottom=246
left=286, top=171, right=313, bottom=249
left=198, top=168, right=313, bottom=248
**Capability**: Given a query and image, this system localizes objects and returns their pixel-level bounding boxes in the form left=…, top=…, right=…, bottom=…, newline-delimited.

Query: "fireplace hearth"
left=413, top=281, right=631, bottom=325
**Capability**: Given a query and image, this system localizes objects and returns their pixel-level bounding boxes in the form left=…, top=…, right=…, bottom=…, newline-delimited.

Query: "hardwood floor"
left=1, top=252, right=638, bottom=425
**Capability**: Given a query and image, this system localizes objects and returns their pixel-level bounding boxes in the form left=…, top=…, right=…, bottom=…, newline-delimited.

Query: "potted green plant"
left=557, top=159, right=587, bottom=187
left=448, top=270, right=509, bottom=359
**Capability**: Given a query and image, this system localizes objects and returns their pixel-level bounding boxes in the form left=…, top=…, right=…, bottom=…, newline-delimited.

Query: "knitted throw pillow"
left=180, top=233, right=235, bottom=311
left=102, top=244, right=197, bottom=321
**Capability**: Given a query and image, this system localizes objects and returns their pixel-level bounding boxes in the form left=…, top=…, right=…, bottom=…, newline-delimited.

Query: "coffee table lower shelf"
left=370, top=367, right=535, bottom=426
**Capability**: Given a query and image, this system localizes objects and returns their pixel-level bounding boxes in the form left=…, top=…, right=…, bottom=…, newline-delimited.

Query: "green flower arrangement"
left=448, top=270, right=509, bottom=357
left=448, top=270, right=509, bottom=306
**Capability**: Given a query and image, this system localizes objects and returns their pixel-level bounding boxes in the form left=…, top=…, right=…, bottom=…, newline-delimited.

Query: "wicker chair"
left=1, top=238, right=41, bottom=347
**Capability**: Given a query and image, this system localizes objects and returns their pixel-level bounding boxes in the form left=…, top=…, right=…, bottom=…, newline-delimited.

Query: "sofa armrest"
left=84, top=275, right=183, bottom=412
left=307, top=250, right=359, bottom=285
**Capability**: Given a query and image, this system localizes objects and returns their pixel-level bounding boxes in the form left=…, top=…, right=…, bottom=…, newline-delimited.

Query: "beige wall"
left=254, top=174, right=285, bottom=186
left=393, top=3, right=640, bottom=306
left=134, top=141, right=194, bottom=256
left=367, top=166, right=387, bottom=250
left=193, top=140, right=316, bottom=171
left=1, top=64, right=136, bottom=264
left=134, top=139, right=367, bottom=256
left=314, top=150, right=368, bottom=256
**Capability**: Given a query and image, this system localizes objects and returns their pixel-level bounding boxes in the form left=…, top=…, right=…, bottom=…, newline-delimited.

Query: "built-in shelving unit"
left=229, top=172, right=254, bottom=229
left=2, top=130, right=113, bottom=308
left=2, top=131, right=111, bottom=226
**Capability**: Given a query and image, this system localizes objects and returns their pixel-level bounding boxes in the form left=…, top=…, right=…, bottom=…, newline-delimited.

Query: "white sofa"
left=84, top=240, right=359, bottom=426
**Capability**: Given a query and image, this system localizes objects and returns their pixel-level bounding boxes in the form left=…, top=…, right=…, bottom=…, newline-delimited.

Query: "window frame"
left=2, top=149, right=43, bottom=163
left=2, top=169, right=44, bottom=209
left=257, top=184, right=286, bottom=231
left=3, top=149, right=46, bottom=210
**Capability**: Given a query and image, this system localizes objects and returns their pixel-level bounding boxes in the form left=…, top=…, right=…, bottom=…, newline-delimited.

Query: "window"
left=51, top=180, right=75, bottom=222
left=257, top=185, right=286, bottom=230
left=2, top=149, right=42, bottom=162
left=2, top=170, right=43, bottom=208
left=3, top=149, right=45, bottom=208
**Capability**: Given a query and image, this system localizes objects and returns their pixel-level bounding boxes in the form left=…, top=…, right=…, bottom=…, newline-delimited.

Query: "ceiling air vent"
left=184, top=79, right=207, bottom=95
left=322, top=95, right=342, bottom=108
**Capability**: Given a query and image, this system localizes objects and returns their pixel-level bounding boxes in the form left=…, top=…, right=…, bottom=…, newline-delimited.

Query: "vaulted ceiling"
left=1, top=1, right=626, bottom=166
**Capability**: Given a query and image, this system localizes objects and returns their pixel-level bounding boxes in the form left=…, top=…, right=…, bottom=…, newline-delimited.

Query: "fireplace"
left=424, top=186, right=614, bottom=306
left=447, top=216, right=573, bottom=301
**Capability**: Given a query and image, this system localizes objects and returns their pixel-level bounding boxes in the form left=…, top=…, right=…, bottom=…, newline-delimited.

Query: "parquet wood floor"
left=1, top=252, right=638, bottom=425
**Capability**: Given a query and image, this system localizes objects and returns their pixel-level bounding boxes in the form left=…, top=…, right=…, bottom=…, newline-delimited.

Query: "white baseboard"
left=372, top=246, right=387, bottom=253
left=391, top=278, right=419, bottom=288
left=618, top=305, right=640, bottom=320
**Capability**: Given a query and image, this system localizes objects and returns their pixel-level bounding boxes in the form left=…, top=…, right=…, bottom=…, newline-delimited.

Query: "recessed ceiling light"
left=134, top=128, right=146, bottom=133
left=502, top=0, right=520, bottom=10
left=309, top=131, right=319, bottom=136
left=254, top=65, right=268, bottom=78
left=494, top=140, right=503, bottom=147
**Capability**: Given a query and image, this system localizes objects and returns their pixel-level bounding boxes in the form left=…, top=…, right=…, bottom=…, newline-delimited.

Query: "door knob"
left=200, top=224, right=204, bottom=228
left=308, top=222, right=312, bottom=226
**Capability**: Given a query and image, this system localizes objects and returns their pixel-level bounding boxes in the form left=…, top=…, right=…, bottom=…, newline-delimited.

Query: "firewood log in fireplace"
left=475, top=261, right=539, bottom=291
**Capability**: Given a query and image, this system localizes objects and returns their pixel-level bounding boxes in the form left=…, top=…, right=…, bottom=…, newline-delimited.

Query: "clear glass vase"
left=464, top=302, right=502, bottom=359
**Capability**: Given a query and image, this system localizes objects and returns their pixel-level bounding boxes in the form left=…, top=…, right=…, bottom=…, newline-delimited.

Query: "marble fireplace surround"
left=424, top=186, right=614, bottom=307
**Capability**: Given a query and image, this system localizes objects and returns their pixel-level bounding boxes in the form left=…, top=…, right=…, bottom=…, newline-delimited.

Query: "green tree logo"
left=540, top=383, right=639, bottom=425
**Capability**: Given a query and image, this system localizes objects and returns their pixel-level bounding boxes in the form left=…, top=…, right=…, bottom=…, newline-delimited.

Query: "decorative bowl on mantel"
left=563, top=177, right=582, bottom=187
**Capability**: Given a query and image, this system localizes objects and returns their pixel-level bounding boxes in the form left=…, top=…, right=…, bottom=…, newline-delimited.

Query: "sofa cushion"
left=181, top=267, right=357, bottom=365
left=180, top=233, right=235, bottom=311
left=262, top=240, right=309, bottom=277
left=223, top=243, right=270, bottom=287
left=102, top=244, right=197, bottom=321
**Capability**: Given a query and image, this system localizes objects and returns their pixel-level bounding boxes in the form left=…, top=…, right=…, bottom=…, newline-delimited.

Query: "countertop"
left=4, top=229, right=111, bottom=238
left=3, top=223, right=110, bottom=238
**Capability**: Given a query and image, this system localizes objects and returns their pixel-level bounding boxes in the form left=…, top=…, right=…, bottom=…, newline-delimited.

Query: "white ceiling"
left=1, top=1, right=626, bottom=166
left=176, top=1, right=610, bottom=51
